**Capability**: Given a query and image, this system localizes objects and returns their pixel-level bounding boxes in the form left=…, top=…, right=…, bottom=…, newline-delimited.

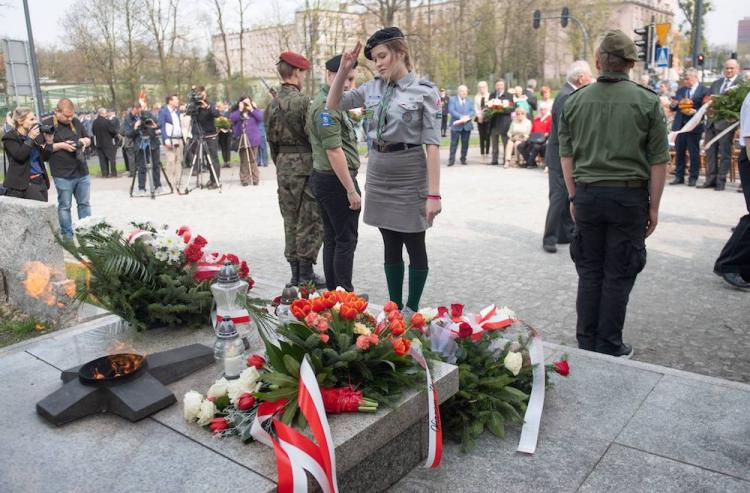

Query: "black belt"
left=374, top=142, right=421, bottom=153
left=279, top=145, right=312, bottom=154
left=577, top=180, right=648, bottom=189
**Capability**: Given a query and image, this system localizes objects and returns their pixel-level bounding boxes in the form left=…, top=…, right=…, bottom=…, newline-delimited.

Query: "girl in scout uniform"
left=327, top=27, right=442, bottom=312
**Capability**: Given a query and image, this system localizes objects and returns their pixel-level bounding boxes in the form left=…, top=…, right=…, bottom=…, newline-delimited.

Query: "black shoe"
left=489, top=161, right=499, bottom=166
left=542, top=244, right=557, bottom=253
left=688, top=179, right=697, bottom=187
left=460, top=159, right=467, bottom=165
left=206, top=182, right=219, bottom=190
left=715, top=182, right=726, bottom=191
left=669, top=178, right=684, bottom=185
left=298, top=261, right=326, bottom=289
left=447, top=161, right=455, bottom=167
left=557, top=238, right=571, bottom=245
left=286, top=261, right=299, bottom=287
left=721, top=272, right=750, bottom=290
left=612, top=344, right=634, bottom=358
left=698, top=180, right=716, bottom=189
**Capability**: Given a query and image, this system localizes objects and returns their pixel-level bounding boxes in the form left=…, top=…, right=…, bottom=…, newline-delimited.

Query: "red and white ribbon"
left=127, top=229, right=151, bottom=244
left=251, top=357, right=339, bottom=493
left=410, top=342, right=442, bottom=469
left=211, top=308, right=251, bottom=329
left=516, top=322, right=545, bottom=454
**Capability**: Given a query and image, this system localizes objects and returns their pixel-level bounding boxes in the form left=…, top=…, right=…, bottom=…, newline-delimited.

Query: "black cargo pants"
left=570, top=185, right=649, bottom=355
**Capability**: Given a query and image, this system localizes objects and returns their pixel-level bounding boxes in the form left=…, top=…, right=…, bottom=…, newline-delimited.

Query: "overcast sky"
left=1, top=0, right=748, bottom=50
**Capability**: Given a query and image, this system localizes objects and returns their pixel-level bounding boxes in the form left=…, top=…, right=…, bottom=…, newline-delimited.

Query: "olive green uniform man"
left=265, top=51, right=324, bottom=287
left=306, top=54, right=362, bottom=292
left=558, top=30, right=669, bottom=358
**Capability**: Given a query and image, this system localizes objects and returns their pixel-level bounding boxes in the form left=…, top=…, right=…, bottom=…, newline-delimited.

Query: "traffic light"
left=697, top=53, right=705, bottom=67
left=633, top=26, right=651, bottom=62
left=561, top=7, right=569, bottom=28
left=532, top=10, right=541, bottom=29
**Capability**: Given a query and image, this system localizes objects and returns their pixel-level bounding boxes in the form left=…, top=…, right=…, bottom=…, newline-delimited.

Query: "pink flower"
left=304, top=312, right=320, bottom=327
left=356, top=335, right=372, bottom=350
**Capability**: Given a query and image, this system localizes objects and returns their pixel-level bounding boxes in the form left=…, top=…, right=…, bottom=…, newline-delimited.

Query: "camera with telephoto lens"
left=185, top=89, right=205, bottom=117
left=33, top=123, right=55, bottom=134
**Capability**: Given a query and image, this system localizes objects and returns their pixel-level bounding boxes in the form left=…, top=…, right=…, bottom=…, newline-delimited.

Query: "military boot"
left=298, top=261, right=326, bottom=289
left=286, top=261, right=300, bottom=287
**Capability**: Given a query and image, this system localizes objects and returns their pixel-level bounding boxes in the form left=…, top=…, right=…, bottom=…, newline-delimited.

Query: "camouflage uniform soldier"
left=265, top=51, right=325, bottom=287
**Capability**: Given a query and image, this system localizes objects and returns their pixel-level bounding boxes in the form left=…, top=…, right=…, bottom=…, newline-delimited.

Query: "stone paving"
left=71, top=146, right=750, bottom=383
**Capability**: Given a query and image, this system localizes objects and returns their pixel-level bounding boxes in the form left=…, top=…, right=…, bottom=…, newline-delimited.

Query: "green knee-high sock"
left=383, top=262, right=405, bottom=309
left=406, top=267, right=429, bottom=312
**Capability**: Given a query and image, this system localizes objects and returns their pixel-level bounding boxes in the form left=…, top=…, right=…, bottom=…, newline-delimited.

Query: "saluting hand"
left=341, top=41, right=362, bottom=73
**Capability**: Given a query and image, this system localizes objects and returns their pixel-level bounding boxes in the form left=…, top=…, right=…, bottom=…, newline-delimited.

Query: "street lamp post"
left=22, top=0, right=44, bottom=116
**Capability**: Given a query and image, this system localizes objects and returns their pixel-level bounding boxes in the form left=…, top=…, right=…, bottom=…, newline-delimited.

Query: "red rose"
left=437, top=306, right=449, bottom=319
left=339, top=303, right=358, bottom=320
left=553, top=359, right=570, bottom=377
left=451, top=304, right=464, bottom=321
left=209, top=417, right=229, bottom=433
left=237, top=393, right=257, bottom=410
left=225, top=253, right=240, bottom=265
left=193, top=235, right=208, bottom=248
left=247, top=354, right=265, bottom=369
left=184, top=243, right=203, bottom=263
left=391, top=337, right=411, bottom=356
left=383, top=301, right=399, bottom=313
left=458, top=321, right=473, bottom=338
left=410, top=313, right=426, bottom=330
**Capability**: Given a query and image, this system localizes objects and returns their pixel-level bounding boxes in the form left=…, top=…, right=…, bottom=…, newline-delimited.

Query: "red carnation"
left=437, top=306, right=449, bottom=319
left=225, top=253, right=240, bottom=265
left=193, top=235, right=208, bottom=248
left=458, top=321, right=473, bottom=338
left=239, top=260, right=250, bottom=279
left=553, top=359, right=570, bottom=377
left=237, top=393, right=257, bottom=410
left=209, top=417, right=229, bottom=433
left=184, top=244, right=203, bottom=263
left=247, top=354, right=265, bottom=369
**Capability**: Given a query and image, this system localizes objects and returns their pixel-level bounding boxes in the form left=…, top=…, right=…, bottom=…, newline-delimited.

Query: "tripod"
left=129, top=136, right=174, bottom=199
left=237, top=117, right=259, bottom=185
left=177, top=116, right=222, bottom=195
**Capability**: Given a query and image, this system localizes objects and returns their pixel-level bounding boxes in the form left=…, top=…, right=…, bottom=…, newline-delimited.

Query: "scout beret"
left=364, top=26, right=405, bottom=60
left=598, top=30, right=638, bottom=62
left=325, top=54, right=358, bottom=72
left=277, top=51, right=311, bottom=70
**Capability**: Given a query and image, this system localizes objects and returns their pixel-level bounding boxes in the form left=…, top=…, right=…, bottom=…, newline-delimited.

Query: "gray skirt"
left=364, top=146, right=429, bottom=233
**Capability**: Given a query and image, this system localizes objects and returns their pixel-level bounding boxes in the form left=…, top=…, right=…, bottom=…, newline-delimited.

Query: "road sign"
left=655, top=23, right=671, bottom=45
left=2, top=38, right=34, bottom=97
left=656, top=46, right=669, bottom=68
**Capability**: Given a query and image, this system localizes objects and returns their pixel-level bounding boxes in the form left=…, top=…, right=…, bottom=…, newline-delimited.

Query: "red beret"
left=278, top=51, right=311, bottom=70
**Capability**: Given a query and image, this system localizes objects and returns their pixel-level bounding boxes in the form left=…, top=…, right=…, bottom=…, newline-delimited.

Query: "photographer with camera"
left=230, top=95, right=263, bottom=186
left=186, top=85, right=221, bottom=189
left=1, top=107, right=52, bottom=202
left=46, top=98, right=92, bottom=239
left=124, top=103, right=163, bottom=196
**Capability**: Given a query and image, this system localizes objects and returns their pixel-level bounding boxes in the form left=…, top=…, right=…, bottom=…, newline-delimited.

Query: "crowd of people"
left=2, top=25, right=748, bottom=359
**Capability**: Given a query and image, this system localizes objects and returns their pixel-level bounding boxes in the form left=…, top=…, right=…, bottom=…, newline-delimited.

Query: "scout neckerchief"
left=376, top=81, right=396, bottom=143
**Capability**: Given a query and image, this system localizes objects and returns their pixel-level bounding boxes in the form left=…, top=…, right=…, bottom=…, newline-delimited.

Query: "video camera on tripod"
left=177, top=85, right=222, bottom=194
left=185, top=89, right=206, bottom=118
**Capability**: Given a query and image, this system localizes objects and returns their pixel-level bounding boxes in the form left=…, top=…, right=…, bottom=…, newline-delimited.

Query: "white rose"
left=227, top=379, right=249, bottom=406
left=238, top=366, right=260, bottom=388
left=504, top=351, right=523, bottom=376
left=207, top=377, right=229, bottom=399
left=196, top=398, right=216, bottom=426
left=183, top=390, right=204, bottom=422
left=418, top=307, right=439, bottom=323
left=353, top=322, right=371, bottom=336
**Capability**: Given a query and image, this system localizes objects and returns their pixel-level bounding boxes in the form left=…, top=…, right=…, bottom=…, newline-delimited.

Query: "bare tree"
left=352, top=0, right=406, bottom=26
left=119, top=0, right=146, bottom=105
left=142, top=0, right=181, bottom=92
left=238, top=0, right=252, bottom=78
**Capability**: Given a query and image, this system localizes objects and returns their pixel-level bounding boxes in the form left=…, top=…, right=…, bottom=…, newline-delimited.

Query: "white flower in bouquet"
left=227, top=379, right=252, bottom=406
left=504, top=351, right=523, bottom=376
left=353, top=322, right=371, bottom=336
left=196, top=398, right=217, bottom=426
left=183, top=390, right=204, bottom=422
left=207, top=377, right=229, bottom=399
left=418, top=307, right=439, bottom=323
left=74, top=216, right=110, bottom=235
left=238, top=366, right=260, bottom=388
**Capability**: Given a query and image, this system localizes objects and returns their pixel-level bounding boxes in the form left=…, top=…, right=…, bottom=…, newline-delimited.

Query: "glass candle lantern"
left=210, top=261, right=262, bottom=352
left=275, top=286, right=298, bottom=324
left=214, top=316, right=246, bottom=379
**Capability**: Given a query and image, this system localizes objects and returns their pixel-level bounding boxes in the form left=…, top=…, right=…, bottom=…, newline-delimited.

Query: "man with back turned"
left=559, top=30, right=670, bottom=358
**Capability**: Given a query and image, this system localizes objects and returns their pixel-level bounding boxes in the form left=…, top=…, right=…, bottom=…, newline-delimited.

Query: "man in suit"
left=488, top=79, right=514, bottom=165
left=542, top=60, right=593, bottom=253
left=158, top=95, right=184, bottom=185
left=702, top=59, right=741, bottom=191
left=447, top=85, right=475, bottom=166
left=91, top=107, right=119, bottom=178
left=525, top=79, right=539, bottom=120
left=670, top=68, right=708, bottom=186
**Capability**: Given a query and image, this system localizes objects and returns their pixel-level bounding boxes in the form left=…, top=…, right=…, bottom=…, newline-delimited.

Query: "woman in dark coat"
left=2, top=107, right=51, bottom=202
